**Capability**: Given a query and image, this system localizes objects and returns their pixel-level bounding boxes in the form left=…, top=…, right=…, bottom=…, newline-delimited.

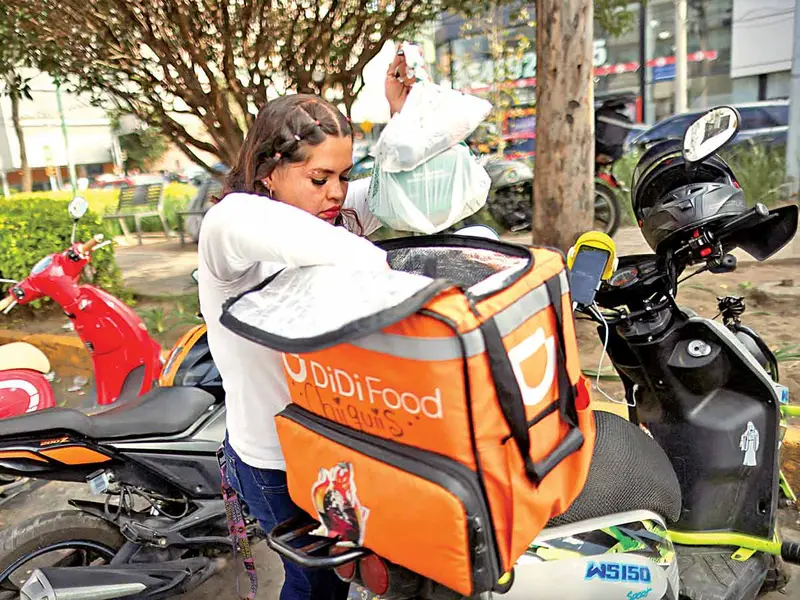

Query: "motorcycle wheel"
left=0, top=510, right=123, bottom=599
left=487, top=182, right=533, bottom=233
left=488, top=181, right=621, bottom=236
left=593, top=183, right=621, bottom=237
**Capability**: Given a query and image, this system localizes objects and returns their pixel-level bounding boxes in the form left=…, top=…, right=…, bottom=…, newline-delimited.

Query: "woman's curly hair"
left=222, top=94, right=362, bottom=234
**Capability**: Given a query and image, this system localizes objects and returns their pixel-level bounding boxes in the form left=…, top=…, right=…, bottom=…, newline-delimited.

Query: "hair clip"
left=314, top=119, right=321, bottom=126
left=294, top=134, right=301, bottom=141
left=274, top=152, right=282, bottom=159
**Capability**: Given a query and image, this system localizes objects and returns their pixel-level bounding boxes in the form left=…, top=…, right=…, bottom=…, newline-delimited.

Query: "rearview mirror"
left=68, top=196, right=89, bottom=221
left=682, top=106, right=740, bottom=163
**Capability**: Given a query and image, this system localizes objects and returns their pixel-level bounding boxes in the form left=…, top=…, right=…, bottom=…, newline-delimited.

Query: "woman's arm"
left=199, top=192, right=387, bottom=282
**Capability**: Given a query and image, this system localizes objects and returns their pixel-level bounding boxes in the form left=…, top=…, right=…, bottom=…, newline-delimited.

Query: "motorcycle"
left=484, top=95, right=634, bottom=238
left=483, top=157, right=623, bottom=237
left=0, top=197, right=163, bottom=414
left=4, top=109, right=799, bottom=600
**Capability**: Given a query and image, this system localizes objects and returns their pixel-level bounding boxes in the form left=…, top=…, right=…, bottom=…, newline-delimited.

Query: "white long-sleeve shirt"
left=198, top=179, right=387, bottom=469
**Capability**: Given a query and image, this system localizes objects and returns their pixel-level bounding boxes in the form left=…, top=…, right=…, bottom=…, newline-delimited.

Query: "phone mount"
left=567, top=231, right=619, bottom=280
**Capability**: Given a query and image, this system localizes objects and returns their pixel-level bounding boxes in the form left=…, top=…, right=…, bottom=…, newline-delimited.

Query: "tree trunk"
left=6, top=77, right=32, bottom=193
left=533, top=0, right=595, bottom=250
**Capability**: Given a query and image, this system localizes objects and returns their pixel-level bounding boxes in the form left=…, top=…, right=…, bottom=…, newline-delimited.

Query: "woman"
left=198, top=52, right=415, bottom=600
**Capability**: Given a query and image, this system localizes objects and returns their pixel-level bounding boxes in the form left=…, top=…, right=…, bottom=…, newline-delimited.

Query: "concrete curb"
left=0, top=329, right=91, bottom=377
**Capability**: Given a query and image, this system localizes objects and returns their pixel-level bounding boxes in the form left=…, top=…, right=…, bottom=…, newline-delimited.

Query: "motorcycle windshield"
left=727, top=205, right=799, bottom=261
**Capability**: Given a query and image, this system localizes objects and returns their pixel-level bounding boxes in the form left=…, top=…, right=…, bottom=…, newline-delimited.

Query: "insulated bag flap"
left=220, top=265, right=450, bottom=353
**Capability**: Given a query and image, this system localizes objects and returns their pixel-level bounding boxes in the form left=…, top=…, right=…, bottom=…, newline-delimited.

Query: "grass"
left=722, top=144, right=790, bottom=207
left=581, top=367, right=622, bottom=381
left=775, top=344, right=800, bottom=363
left=6, top=183, right=197, bottom=235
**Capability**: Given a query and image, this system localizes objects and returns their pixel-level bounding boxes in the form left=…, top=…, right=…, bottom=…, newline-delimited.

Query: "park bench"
left=177, top=178, right=224, bottom=245
left=103, top=183, right=170, bottom=246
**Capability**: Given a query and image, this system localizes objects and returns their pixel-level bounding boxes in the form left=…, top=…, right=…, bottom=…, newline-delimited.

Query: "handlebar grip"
left=0, top=296, right=15, bottom=313
left=82, top=235, right=103, bottom=253
left=717, top=203, right=769, bottom=237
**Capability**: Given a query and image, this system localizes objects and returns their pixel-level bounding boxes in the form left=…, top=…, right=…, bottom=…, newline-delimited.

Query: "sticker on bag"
left=311, top=462, right=370, bottom=545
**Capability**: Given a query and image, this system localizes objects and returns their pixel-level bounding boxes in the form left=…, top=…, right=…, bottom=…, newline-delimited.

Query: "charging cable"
left=588, top=303, right=635, bottom=407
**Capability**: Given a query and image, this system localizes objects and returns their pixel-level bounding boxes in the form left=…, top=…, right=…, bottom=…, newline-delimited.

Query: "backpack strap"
left=217, top=446, right=258, bottom=600
left=480, top=268, right=584, bottom=485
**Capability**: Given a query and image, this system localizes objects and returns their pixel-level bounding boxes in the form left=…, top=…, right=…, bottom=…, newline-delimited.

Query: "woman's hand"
left=385, top=47, right=416, bottom=116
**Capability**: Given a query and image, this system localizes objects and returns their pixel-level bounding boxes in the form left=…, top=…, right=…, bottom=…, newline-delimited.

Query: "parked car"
left=625, top=99, right=789, bottom=154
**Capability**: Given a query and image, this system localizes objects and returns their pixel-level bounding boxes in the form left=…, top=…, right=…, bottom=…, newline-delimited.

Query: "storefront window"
left=437, top=0, right=737, bottom=125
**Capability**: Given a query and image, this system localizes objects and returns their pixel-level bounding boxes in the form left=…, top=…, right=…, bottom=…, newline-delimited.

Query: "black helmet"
left=631, top=139, right=745, bottom=252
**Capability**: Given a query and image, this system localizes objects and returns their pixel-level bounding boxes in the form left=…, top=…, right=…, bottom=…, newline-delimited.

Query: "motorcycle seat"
left=0, top=342, right=50, bottom=374
left=546, top=409, right=682, bottom=527
left=0, top=386, right=216, bottom=441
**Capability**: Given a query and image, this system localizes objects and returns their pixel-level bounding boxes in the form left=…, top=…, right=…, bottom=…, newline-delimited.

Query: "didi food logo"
left=311, top=463, right=369, bottom=545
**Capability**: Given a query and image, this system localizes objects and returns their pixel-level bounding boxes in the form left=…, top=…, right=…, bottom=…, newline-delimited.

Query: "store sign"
left=455, top=40, right=608, bottom=90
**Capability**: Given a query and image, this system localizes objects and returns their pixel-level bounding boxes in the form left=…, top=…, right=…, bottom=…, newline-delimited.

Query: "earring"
left=261, top=179, right=274, bottom=197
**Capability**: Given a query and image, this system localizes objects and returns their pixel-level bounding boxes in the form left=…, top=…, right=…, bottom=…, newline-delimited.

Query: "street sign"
left=653, top=63, right=677, bottom=82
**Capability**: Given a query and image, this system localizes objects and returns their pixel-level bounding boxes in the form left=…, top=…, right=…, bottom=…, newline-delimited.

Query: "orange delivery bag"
left=220, top=234, right=595, bottom=596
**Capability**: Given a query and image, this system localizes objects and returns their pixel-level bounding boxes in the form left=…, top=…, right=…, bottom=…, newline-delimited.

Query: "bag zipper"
left=281, top=404, right=500, bottom=591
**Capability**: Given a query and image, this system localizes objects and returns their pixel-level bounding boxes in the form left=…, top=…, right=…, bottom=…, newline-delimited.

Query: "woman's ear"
left=261, top=176, right=275, bottom=198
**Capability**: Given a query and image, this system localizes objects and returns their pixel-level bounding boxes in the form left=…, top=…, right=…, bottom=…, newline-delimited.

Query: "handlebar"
left=81, top=234, right=105, bottom=253
left=0, top=296, right=16, bottom=314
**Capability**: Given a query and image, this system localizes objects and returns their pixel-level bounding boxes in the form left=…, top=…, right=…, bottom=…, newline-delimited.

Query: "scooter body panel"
left=610, top=312, right=782, bottom=539
left=73, top=285, right=162, bottom=404
left=509, top=510, right=679, bottom=600
left=0, top=369, right=55, bottom=418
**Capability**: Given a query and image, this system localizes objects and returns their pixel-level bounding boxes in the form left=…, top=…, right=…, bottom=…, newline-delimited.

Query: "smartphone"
left=569, top=246, right=611, bottom=306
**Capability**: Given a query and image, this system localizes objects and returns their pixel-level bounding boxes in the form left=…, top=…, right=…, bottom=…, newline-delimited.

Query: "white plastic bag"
left=373, top=42, right=492, bottom=172
left=375, top=84, right=492, bottom=173
left=367, top=143, right=490, bottom=234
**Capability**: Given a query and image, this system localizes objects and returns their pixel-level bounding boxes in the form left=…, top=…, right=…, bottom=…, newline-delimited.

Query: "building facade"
left=0, top=70, right=122, bottom=193
left=434, top=0, right=794, bottom=125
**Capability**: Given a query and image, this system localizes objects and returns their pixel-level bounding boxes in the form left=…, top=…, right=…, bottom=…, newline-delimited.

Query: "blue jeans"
left=222, top=437, right=350, bottom=600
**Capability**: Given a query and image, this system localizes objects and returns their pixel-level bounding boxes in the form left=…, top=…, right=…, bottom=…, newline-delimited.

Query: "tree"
left=117, top=126, right=169, bottom=174
left=0, top=6, right=34, bottom=192
left=533, top=0, right=595, bottom=249
left=11, top=0, right=467, bottom=171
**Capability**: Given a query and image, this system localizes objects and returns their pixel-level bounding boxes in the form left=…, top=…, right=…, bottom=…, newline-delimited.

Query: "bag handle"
left=480, top=269, right=583, bottom=485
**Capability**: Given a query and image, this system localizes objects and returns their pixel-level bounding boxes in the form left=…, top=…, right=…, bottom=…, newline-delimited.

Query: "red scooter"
left=0, top=197, right=163, bottom=419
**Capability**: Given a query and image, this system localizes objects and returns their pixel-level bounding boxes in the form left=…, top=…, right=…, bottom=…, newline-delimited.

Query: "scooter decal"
left=627, top=588, right=652, bottom=600
left=311, top=462, right=370, bottom=545
left=0, top=379, right=40, bottom=412
left=39, top=446, right=112, bottom=465
left=740, top=422, right=759, bottom=466
left=0, top=450, right=48, bottom=463
left=584, top=561, right=652, bottom=583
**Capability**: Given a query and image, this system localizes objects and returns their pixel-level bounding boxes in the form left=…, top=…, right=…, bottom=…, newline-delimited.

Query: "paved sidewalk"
left=115, top=225, right=800, bottom=297
left=114, top=235, right=199, bottom=297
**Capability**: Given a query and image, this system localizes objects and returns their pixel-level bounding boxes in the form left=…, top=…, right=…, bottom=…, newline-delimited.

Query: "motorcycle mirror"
left=453, top=225, right=500, bottom=241
left=68, top=196, right=89, bottom=221
left=682, top=106, right=740, bottom=163
left=191, top=269, right=199, bottom=284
